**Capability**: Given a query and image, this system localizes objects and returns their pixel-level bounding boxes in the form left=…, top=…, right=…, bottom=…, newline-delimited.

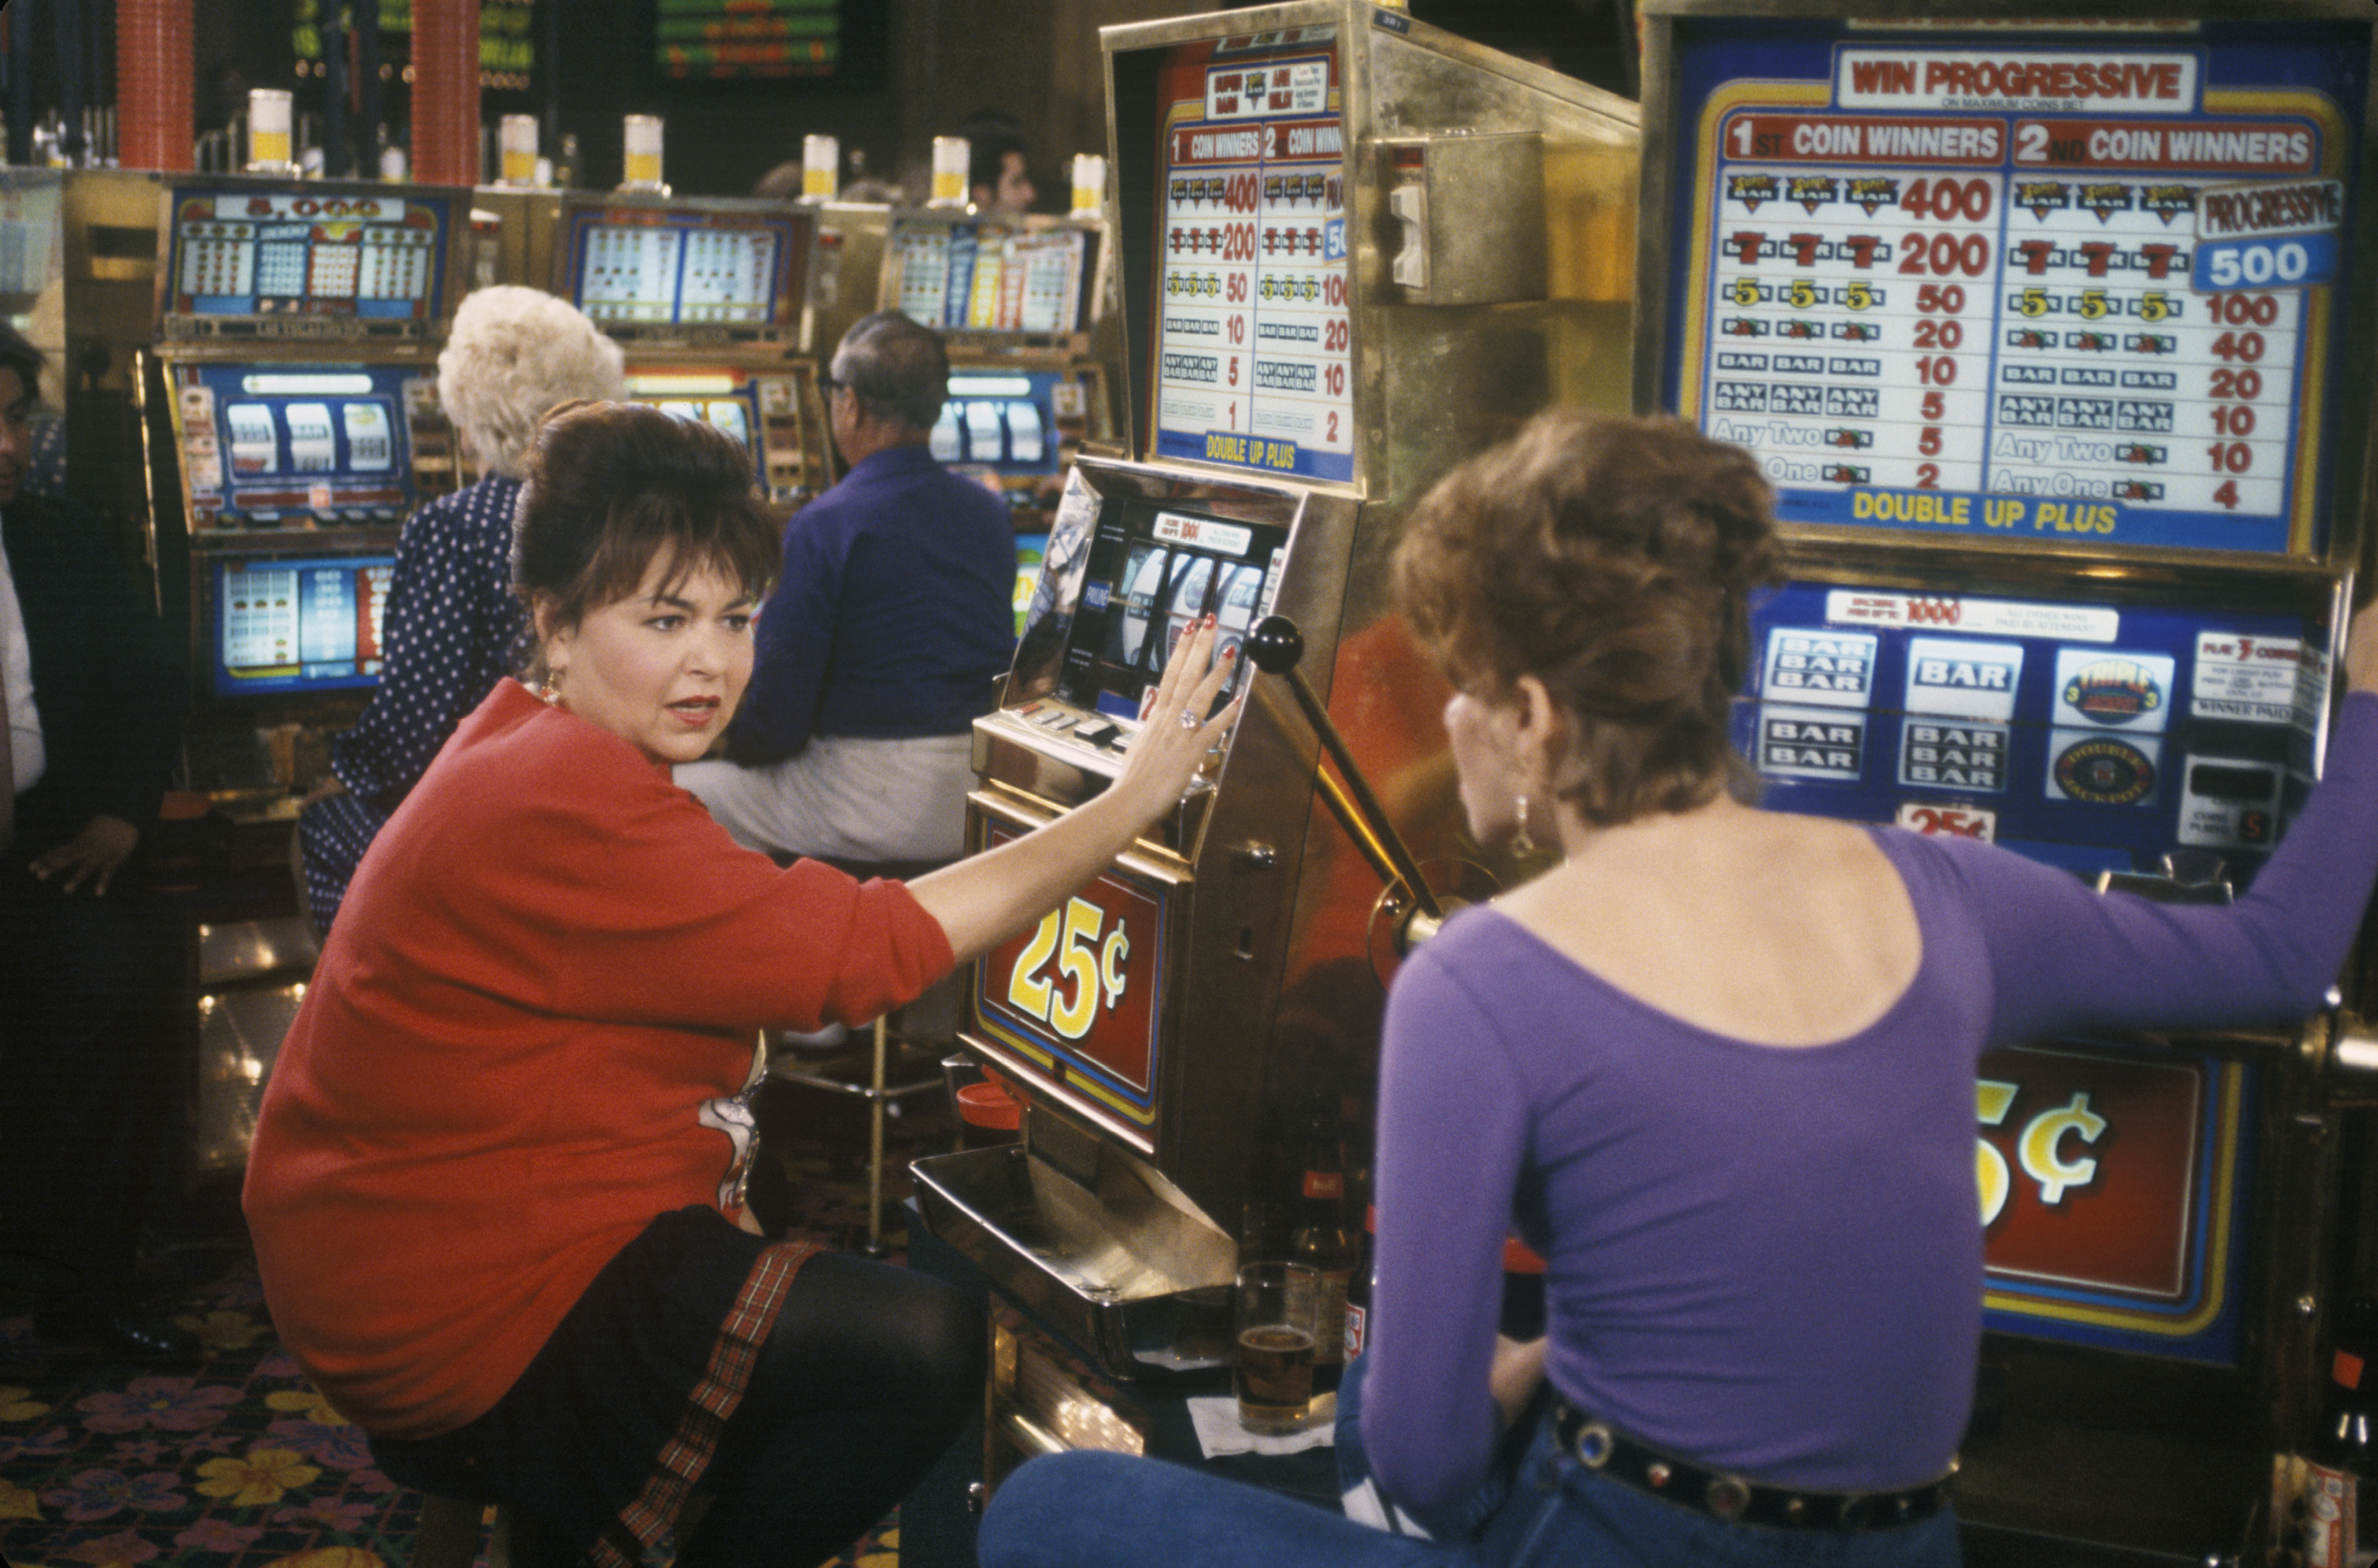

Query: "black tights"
left=675, top=1252, right=981, bottom=1567
left=381, top=1244, right=981, bottom=1568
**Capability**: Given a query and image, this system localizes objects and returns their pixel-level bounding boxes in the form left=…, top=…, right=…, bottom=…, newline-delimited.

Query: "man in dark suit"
left=0, top=323, right=195, bottom=1363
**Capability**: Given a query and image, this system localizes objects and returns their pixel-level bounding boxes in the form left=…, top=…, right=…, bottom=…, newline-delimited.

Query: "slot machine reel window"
left=1737, top=579, right=2327, bottom=884
left=624, top=372, right=770, bottom=493
left=168, top=188, right=449, bottom=324
left=173, top=365, right=424, bottom=529
left=213, top=553, right=396, bottom=698
left=1057, top=502, right=1287, bottom=725
left=928, top=373, right=1073, bottom=490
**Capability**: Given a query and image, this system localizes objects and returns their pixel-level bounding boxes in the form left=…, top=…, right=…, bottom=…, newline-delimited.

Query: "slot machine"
left=142, top=173, right=474, bottom=806
left=1633, top=1, right=2378, bottom=1559
left=131, top=172, right=474, bottom=1181
left=871, top=204, right=1122, bottom=627
left=550, top=192, right=830, bottom=509
left=907, top=0, right=1637, bottom=1490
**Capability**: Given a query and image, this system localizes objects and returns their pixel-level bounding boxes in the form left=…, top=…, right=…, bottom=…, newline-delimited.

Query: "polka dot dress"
left=298, top=475, right=529, bottom=936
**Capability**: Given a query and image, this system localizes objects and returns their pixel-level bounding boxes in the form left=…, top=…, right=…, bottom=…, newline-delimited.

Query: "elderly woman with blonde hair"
left=298, top=285, right=625, bottom=934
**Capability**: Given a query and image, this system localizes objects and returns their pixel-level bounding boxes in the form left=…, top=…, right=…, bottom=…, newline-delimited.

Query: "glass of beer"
left=1234, top=1261, right=1318, bottom=1434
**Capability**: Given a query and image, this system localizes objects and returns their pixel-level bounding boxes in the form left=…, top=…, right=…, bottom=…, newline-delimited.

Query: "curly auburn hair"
left=1394, top=411, right=1777, bottom=826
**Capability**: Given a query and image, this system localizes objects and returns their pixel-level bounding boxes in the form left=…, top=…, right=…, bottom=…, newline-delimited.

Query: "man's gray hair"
left=831, top=311, right=949, bottom=432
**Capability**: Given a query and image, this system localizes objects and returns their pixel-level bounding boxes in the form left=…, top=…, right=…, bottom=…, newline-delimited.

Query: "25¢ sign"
left=1007, top=897, right=1134, bottom=1045
left=977, top=827, right=1167, bottom=1106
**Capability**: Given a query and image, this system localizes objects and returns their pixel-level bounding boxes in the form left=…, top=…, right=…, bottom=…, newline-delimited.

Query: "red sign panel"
left=1980, top=1045, right=2202, bottom=1299
left=973, top=823, right=1169, bottom=1133
left=1977, top=1045, right=2251, bottom=1360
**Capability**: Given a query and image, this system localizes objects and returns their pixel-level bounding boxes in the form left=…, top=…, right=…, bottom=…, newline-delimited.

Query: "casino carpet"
left=0, top=1076, right=956, bottom=1568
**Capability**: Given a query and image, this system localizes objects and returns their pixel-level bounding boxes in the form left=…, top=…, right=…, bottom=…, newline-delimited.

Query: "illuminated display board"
left=889, top=220, right=1095, bottom=336
left=211, top=551, right=395, bottom=698
left=1659, top=20, right=2367, bottom=556
left=167, top=187, right=451, bottom=323
left=1143, top=27, right=1352, bottom=484
left=654, top=0, right=853, bottom=81
left=563, top=203, right=806, bottom=330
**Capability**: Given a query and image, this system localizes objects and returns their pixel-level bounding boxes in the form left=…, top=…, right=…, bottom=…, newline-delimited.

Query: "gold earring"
left=1512, top=794, right=1536, bottom=856
left=538, top=669, right=563, bottom=706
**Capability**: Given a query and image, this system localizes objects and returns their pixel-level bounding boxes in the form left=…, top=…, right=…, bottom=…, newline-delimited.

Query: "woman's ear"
left=530, top=593, right=570, bottom=670
left=1510, top=674, right=1569, bottom=794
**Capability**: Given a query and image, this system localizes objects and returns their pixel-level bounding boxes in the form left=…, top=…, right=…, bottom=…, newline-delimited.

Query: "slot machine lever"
left=1246, top=615, right=1445, bottom=927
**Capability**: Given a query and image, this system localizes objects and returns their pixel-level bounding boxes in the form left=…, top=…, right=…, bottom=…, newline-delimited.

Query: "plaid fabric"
left=588, top=1237, right=825, bottom=1568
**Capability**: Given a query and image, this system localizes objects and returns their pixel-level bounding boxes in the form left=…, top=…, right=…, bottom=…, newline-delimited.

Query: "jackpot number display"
left=1674, top=38, right=2356, bottom=556
left=1150, top=37, right=1354, bottom=484
left=171, top=192, right=441, bottom=320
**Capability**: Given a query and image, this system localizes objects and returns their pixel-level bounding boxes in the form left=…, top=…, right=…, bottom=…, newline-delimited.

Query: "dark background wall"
left=12, top=1, right=1633, bottom=204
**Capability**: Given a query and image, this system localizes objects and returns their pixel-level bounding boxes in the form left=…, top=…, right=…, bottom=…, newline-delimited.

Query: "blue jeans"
left=978, top=1356, right=1962, bottom=1568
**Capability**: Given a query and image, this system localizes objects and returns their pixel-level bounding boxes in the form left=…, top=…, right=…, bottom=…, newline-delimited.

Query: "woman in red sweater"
left=244, top=401, right=1240, bottom=1568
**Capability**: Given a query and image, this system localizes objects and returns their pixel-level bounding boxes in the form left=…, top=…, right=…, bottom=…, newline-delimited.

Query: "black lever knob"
left=1246, top=614, right=1305, bottom=676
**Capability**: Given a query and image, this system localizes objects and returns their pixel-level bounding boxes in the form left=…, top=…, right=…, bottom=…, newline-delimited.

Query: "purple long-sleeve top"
left=1362, top=692, right=2378, bottom=1510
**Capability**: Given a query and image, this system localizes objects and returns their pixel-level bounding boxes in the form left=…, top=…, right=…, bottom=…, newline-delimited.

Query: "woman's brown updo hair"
left=512, top=400, right=781, bottom=653
left=1394, top=411, right=1777, bottom=826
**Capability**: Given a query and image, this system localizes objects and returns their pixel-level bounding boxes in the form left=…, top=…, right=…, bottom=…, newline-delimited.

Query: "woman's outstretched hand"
left=1105, top=615, right=1244, bottom=831
left=905, top=615, right=1244, bottom=968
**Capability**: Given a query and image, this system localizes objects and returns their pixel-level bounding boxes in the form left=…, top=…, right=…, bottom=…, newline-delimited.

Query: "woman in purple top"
left=976, top=411, right=2378, bottom=1568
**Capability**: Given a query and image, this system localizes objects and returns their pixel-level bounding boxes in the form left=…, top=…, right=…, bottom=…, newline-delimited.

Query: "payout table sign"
left=1662, top=21, right=2366, bottom=556
left=1145, top=26, right=1354, bottom=484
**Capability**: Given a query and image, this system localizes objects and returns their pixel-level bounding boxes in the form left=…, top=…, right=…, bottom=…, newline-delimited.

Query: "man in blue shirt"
left=678, top=312, right=1014, bottom=864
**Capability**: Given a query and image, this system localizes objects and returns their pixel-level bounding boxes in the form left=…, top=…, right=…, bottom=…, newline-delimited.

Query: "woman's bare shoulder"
left=1495, top=805, right=1923, bottom=1046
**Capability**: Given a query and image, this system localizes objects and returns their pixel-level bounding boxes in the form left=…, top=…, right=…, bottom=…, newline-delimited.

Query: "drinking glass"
left=1234, top=1261, right=1318, bottom=1434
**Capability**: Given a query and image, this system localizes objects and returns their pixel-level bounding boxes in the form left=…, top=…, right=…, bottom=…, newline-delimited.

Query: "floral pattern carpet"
left=0, top=1080, right=949, bottom=1568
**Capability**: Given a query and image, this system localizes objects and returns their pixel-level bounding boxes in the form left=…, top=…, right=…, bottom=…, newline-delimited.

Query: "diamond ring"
left=1178, top=709, right=1203, bottom=731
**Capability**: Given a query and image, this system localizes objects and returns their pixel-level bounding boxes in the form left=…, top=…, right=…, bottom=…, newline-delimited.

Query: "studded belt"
left=1550, top=1399, right=1955, bottom=1532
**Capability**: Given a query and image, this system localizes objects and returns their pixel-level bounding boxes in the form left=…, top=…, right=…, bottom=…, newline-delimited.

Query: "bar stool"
left=768, top=855, right=954, bottom=1255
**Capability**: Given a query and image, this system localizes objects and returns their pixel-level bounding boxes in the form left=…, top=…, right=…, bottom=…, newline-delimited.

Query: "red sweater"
left=244, top=681, right=952, bottom=1438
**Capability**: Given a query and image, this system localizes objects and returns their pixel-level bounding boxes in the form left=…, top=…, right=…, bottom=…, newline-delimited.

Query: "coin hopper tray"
left=910, top=1138, right=1236, bottom=1381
